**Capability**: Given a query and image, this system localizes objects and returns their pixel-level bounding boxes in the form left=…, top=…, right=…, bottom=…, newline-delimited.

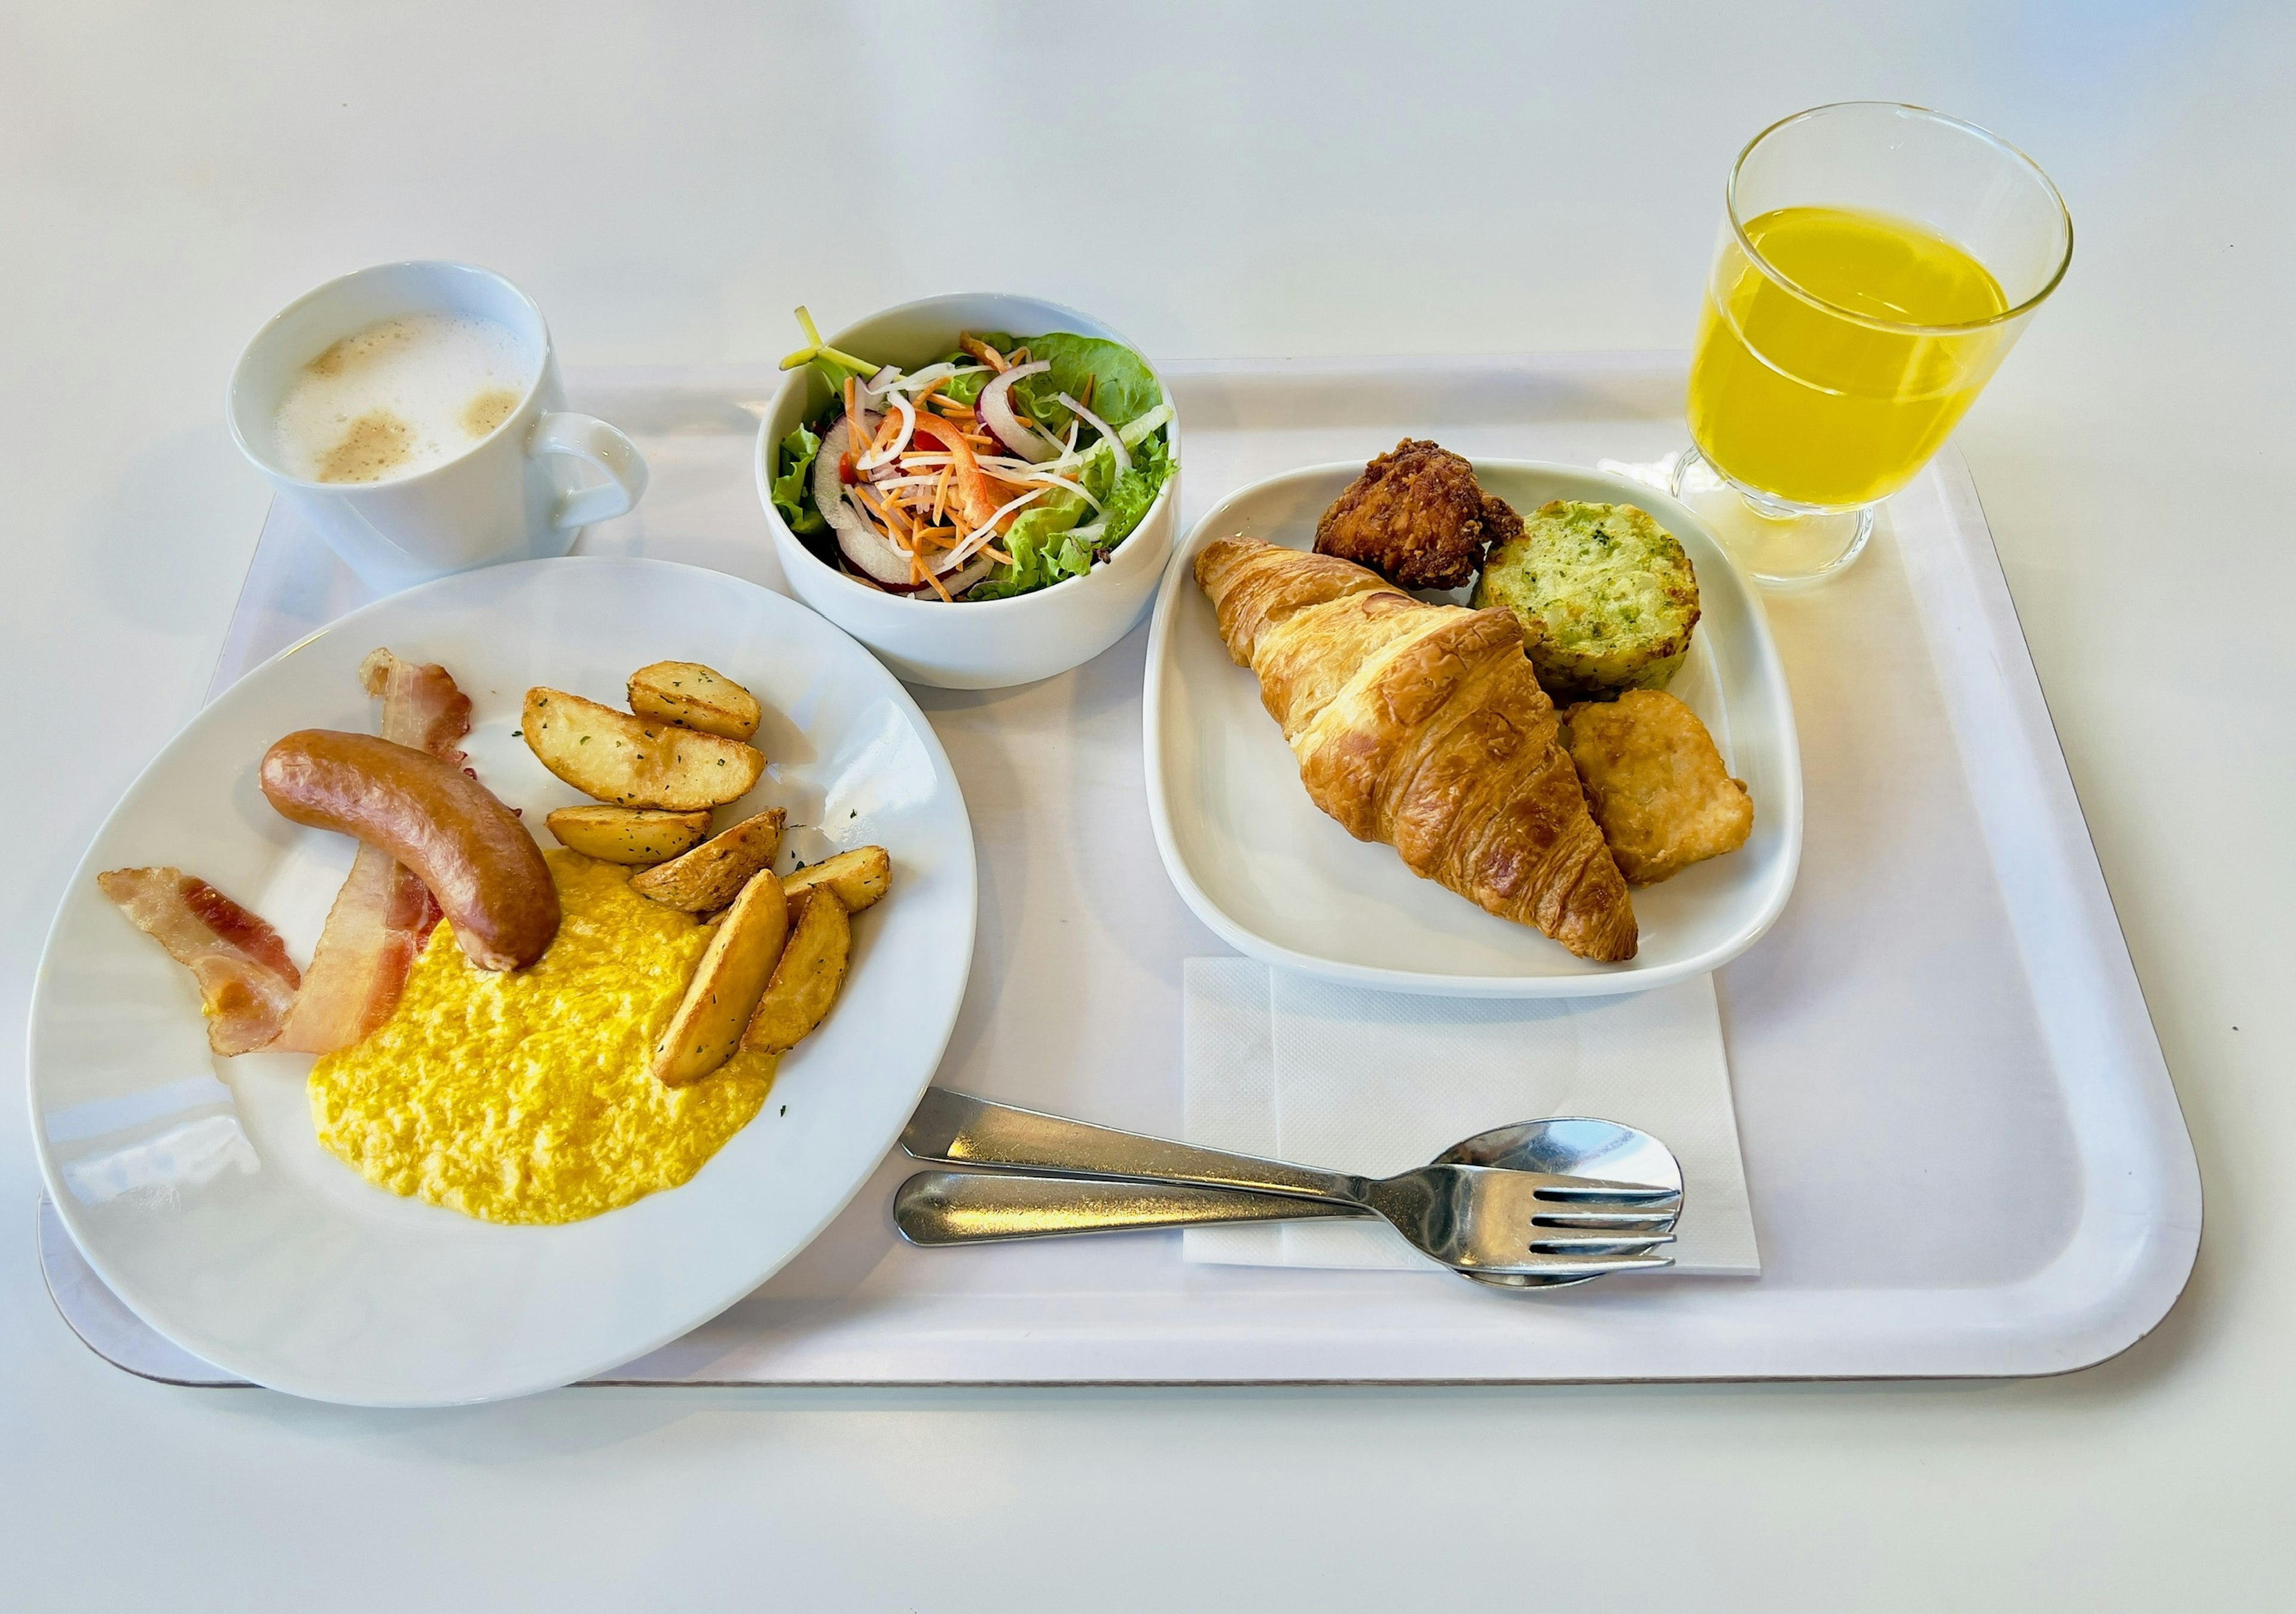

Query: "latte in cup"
left=272, top=312, right=536, bottom=484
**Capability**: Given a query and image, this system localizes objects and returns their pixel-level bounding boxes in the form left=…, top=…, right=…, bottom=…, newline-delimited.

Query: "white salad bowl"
left=753, top=292, right=1180, bottom=689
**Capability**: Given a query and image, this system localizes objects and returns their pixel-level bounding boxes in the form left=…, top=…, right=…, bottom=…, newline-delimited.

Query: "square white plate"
left=1143, top=459, right=1802, bottom=997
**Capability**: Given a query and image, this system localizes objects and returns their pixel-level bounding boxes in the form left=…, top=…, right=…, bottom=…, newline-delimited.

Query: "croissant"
left=1195, top=535, right=1637, bottom=962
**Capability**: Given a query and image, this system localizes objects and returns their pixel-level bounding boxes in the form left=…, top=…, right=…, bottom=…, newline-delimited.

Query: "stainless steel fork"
left=899, top=1088, right=1678, bottom=1280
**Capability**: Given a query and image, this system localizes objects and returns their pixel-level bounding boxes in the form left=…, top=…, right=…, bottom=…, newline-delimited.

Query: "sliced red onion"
left=1058, top=392, right=1130, bottom=479
left=978, top=361, right=1056, bottom=464
left=856, top=393, right=915, bottom=471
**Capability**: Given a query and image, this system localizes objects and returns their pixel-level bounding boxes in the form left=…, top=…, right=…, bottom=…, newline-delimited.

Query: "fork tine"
left=1532, top=1177, right=1682, bottom=1206
left=1470, top=1250, right=1676, bottom=1279
left=1526, top=1229, right=1677, bottom=1253
left=1530, top=1207, right=1679, bottom=1231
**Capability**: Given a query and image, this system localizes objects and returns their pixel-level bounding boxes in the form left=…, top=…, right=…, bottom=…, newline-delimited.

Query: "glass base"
left=1669, top=447, right=1874, bottom=588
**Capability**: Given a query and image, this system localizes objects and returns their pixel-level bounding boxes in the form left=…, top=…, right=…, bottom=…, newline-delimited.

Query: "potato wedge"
left=544, top=806, right=712, bottom=865
left=522, top=688, right=764, bottom=810
left=630, top=808, right=786, bottom=913
left=741, top=887, right=850, bottom=1054
left=628, top=661, right=762, bottom=742
left=651, top=871, right=790, bottom=1087
left=780, top=846, right=891, bottom=915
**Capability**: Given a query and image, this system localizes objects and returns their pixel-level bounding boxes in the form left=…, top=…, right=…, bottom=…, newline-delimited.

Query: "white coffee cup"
left=226, top=261, right=647, bottom=592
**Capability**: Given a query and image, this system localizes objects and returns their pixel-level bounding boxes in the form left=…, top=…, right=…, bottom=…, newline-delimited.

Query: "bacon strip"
left=271, top=649, right=471, bottom=1054
left=98, top=868, right=301, bottom=1055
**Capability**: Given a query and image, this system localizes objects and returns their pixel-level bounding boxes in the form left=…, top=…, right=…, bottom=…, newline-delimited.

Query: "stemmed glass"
left=1672, top=102, right=2073, bottom=586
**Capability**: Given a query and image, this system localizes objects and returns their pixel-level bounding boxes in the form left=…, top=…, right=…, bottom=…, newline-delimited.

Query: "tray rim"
left=36, top=351, right=2202, bottom=1389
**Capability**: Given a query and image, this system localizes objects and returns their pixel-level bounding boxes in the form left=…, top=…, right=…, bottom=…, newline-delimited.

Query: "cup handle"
left=530, top=412, right=648, bottom=530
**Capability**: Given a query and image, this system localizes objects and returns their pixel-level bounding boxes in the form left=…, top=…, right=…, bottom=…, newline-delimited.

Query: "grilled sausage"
left=259, top=730, right=558, bottom=971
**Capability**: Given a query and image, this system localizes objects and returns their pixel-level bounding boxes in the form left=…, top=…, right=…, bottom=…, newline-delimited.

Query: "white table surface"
left=2, top=2, right=2284, bottom=1604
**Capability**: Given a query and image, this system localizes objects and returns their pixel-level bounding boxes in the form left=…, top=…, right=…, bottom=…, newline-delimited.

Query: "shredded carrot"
left=922, top=563, right=955, bottom=602
left=981, top=545, right=1014, bottom=565
left=961, top=335, right=1007, bottom=373
left=853, top=483, right=912, bottom=541
left=932, top=466, right=951, bottom=524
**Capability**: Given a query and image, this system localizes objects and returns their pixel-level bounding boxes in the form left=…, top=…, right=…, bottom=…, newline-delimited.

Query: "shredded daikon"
left=1056, top=393, right=1129, bottom=478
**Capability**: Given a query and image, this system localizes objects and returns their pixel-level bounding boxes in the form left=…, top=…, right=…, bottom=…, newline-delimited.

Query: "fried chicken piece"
left=1314, top=438, right=1521, bottom=590
left=1561, top=689, right=1752, bottom=884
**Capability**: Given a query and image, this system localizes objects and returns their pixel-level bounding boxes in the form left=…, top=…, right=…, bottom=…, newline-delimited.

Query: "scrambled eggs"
left=310, top=850, right=774, bottom=1224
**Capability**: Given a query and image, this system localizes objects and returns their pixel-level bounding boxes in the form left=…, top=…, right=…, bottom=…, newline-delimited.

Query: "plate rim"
left=1141, top=458, right=1804, bottom=998
left=26, top=554, right=978, bottom=1404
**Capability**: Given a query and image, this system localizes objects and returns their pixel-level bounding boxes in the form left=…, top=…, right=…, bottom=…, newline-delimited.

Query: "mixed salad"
left=770, top=308, right=1174, bottom=602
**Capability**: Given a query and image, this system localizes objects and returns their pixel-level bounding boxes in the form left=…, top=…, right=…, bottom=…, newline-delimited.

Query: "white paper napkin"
left=1181, top=958, right=1761, bottom=1274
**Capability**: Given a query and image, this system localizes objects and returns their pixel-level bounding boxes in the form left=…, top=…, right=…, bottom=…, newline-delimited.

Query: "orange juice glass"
left=1677, top=104, right=2072, bottom=585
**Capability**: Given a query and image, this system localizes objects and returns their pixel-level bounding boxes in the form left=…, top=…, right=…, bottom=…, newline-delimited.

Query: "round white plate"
left=1144, top=460, right=1802, bottom=997
left=28, top=557, right=975, bottom=1405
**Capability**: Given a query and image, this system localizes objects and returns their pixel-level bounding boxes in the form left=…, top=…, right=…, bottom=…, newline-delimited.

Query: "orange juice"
left=1687, top=206, right=2011, bottom=509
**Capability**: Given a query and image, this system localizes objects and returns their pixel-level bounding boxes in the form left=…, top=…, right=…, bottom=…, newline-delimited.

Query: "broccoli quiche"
left=1471, top=500, right=1699, bottom=700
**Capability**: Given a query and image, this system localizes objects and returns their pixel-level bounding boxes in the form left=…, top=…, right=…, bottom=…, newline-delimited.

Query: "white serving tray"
left=38, top=354, right=2201, bottom=1385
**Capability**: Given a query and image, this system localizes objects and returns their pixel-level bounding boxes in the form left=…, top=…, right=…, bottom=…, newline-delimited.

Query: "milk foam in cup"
left=272, top=313, right=538, bottom=484
left=227, top=261, right=648, bottom=593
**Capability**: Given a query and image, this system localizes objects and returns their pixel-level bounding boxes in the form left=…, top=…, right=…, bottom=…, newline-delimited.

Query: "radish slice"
left=941, top=553, right=994, bottom=594
left=857, top=393, right=915, bottom=471
left=813, top=414, right=998, bottom=591
left=1058, top=393, right=1130, bottom=479
left=858, top=551, right=993, bottom=598
left=978, top=362, right=1055, bottom=464
left=836, top=501, right=921, bottom=587
left=814, top=414, right=919, bottom=586
left=811, top=414, right=875, bottom=522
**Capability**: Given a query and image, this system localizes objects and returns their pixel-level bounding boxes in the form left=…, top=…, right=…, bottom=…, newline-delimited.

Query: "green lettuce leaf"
left=964, top=498, right=1087, bottom=601
left=1077, top=440, right=1119, bottom=505
left=1010, top=500, right=1080, bottom=549
left=771, top=423, right=825, bottom=535
left=1098, top=429, right=1172, bottom=549
left=1006, top=332, right=1161, bottom=434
